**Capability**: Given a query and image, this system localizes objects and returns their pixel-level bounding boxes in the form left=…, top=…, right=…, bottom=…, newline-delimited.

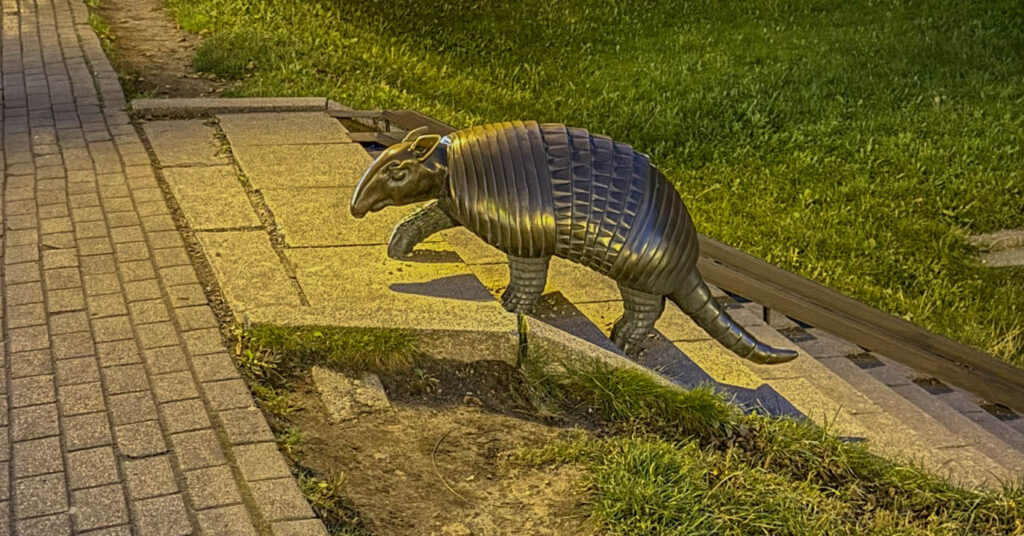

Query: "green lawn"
left=165, top=0, right=1024, bottom=366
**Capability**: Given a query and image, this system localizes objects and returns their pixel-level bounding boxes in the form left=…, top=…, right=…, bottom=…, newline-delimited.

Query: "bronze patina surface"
left=351, top=122, right=796, bottom=364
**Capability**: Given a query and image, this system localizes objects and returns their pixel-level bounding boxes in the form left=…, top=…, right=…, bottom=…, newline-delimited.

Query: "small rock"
left=312, top=366, right=391, bottom=423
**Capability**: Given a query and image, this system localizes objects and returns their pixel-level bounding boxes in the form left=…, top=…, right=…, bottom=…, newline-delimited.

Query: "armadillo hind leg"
left=611, top=284, right=666, bottom=357
left=669, top=271, right=797, bottom=365
left=501, top=255, right=551, bottom=315
left=387, top=201, right=459, bottom=260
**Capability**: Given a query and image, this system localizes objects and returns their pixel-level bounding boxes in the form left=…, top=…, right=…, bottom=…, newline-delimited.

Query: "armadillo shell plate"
left=443, top=121, right=699, bottom=295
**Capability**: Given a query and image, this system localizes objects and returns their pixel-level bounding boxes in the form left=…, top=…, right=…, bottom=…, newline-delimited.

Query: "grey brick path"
left=1, top=0, right=321, bottom=534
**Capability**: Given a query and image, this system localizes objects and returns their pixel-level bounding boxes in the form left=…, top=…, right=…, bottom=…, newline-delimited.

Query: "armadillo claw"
left=610, top=322, right=645, bottom=357
left=500, top=288, right=537, bottom=315
left=386, top=235, right=415, bottom=260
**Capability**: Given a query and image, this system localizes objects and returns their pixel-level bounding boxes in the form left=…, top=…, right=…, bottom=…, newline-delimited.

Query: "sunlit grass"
left=164, top=1, right=1024, bottom=368
left=513, top=356, right=1024, bottom=535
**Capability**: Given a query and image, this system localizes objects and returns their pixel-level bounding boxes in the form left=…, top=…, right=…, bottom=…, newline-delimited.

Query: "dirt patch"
left=282, top=359, right=599, bottom=535
left=92, top=0, right=225, bottom=97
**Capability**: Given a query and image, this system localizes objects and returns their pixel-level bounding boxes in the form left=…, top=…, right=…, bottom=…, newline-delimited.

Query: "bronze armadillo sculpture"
left=350, top=122, right=796, bottom=364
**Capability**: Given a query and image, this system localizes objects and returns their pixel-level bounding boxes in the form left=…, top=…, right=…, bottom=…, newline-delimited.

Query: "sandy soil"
left=285, top=359, right=600, bottom=536
left=94, top=0, right=225, bottom=97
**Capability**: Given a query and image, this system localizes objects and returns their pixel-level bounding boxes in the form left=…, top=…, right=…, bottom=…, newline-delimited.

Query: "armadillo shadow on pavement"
left=350, top=122, right=797, bottom=365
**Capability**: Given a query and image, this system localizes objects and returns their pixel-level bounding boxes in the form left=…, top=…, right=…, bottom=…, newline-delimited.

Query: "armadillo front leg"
left=501, top=255, right=551, bottom=315
left=612, top=285, right=666, bottom=357
left=387, top=201, right=459, bottom=259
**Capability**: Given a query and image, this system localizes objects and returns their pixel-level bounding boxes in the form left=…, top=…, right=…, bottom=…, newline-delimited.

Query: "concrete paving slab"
left=260, top=187, right=422, bottom=247
left=1008, top=417, right=1024, bottom=436
left=657, top=305, right=713, bottom=342
left=864, top=359, right=915, bottom=386
left=572, top=299, right=711, bottom=345
left=935, top=389, right=988, bottom=415
left=961, top=410, right=1024, bottom=452
left=232, top=143, right=372, bottom=190
left=933, top=445, right=1017, bottom=489
left=196, top=231, right=302, bottom=310
left=285, top=243, right=513, bottom=331
left=767, top=377, right=871, bottom=434
left=218, top=112, right=352, bottom=146
left=671, top=339, right=765, bottom=389
left=819, top=356, right=968, bottom=449
left=546, top=257, right=624, bottom=303
left=746, top=350, right=883, bottom=416
left=141, top=120, right=227, bottom=167
left=439, top=227, right=507, bottom=265
left=462, top=263, right=516, bottom=299
left=569, top=300, right=619, bottom=336
left=892, top=383, right=1024, bottom=475
left=844, top=408, right=957, bottom=462
left=978, top=248, right=1024, bottom=267
left=797, top=328, right=863, bottom=357
left=163, top=167, right=260, bottom=230
left=311, top=367, right=390, bottom=423
left=727, top=304, right=768, bottom=327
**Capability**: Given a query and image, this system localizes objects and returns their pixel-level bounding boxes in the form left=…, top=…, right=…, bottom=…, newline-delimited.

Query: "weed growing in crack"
left=297, top=469, right=368, bottom=536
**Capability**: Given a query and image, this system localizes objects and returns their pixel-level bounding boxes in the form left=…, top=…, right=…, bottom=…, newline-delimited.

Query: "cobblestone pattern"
left=1, top=0, right=321, bottom=533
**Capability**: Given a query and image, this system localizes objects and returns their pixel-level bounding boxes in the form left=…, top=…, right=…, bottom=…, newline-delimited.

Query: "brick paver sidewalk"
left=1, top=0, right=322, bottom=534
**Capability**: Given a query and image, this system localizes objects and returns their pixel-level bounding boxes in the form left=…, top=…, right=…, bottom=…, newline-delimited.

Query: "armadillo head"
left=350, top=127, right=447, bottom=218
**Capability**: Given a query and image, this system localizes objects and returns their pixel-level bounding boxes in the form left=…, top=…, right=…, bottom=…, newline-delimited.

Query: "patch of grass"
left=165, top=0, right=1024, bottom=366
left=274, top=426, right=302, bottom=458
left=192, top=29, right=269, bottom=80
left=296, top=469, right=368, bottom=535
left=242, top=324, right=418, bottom=376
left=85, top=7, right=114, bottom=57
left=511, top=355, right=1024, bottom=535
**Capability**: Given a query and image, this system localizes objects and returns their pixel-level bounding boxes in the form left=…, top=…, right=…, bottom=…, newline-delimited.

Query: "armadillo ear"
left=402, top=126, right=428, bottom=142
left=410, top=134, right=442, bottom=162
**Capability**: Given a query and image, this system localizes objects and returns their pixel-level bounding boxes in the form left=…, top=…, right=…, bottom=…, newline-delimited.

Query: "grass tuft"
left=241, top=324, right=418, bottom=376
left=296, top=468, right=368, bottom=535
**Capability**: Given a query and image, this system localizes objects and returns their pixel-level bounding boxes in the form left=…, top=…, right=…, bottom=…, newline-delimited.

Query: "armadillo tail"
left=669, top=271, right=797, bottom=365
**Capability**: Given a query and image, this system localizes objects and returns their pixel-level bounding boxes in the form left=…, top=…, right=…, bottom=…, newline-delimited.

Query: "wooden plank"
left=382, top=110, right=456, bottom=136
left=327, top=109, right=386, bottom=119
left=365, top=109, right=1024, bottom=411
left=345, top=131, right=404, bottom=145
